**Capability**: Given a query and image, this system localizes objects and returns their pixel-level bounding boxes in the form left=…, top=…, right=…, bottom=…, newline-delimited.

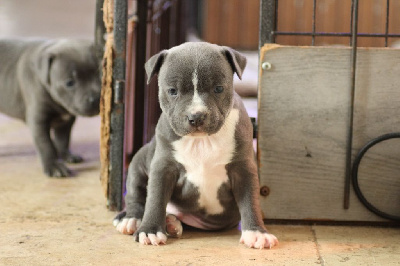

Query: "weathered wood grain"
left=258, top=44, right=400, bottom=222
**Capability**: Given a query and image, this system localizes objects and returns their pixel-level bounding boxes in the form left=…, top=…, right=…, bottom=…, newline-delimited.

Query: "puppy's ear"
left=145, top=50, right=167, bottom=84
left=222, top=47, right=247, bottom=80
left=35, top=51, right=55, bottom=87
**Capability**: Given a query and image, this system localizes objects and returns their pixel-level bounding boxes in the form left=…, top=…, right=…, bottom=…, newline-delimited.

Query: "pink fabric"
left=166, top=203, right=222, bottom=230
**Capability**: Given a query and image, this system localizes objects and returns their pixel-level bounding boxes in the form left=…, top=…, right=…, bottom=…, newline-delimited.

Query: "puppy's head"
left=145, top=42, right=246, bottom=136
left=35, top=40, right=101, bottom=117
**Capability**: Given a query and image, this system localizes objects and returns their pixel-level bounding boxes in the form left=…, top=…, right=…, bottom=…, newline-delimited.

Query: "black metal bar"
left=273, top=31, right=400, bottom=38
left=152, top=0, right=174, bottom=21
left=174, top=0, right=186, bottom=45
left=109, top=0, right=127, bottom=211
left=385, top=0, right=390, bottom=47
left=143, top=3, right=171, bottom=144
left=344, top=0, right=359, bottom=210
left=133, top=0, right=148, bottom=154
left=259, top=0, right=277, bottom=48
left=312, top=0, right=316, bottom=46
left=350, top=0, right=354, bottom=46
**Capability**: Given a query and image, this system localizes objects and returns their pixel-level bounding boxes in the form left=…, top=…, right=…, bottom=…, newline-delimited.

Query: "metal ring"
left=352, top=132, right=400, bottom=221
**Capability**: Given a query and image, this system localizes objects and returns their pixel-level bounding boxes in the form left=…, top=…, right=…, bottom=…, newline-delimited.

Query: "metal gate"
left=97, top=0, right=186, bottom=211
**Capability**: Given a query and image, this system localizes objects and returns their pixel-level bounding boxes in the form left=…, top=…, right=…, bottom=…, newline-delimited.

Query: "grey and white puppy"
left=0, top=39, right=100, bottom=177
left=114, top=42, right=278, bottom=249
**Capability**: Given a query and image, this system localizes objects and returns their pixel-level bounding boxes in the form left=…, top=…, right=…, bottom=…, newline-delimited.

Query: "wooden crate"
left=258, top=44, right=400, bottom=222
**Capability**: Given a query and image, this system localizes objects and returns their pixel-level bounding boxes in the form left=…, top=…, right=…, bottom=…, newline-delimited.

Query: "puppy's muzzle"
left=187, top=112, right=207, bottom=127
left=87, top=94, right=100, bottom=108
left=79, top=93, right=100, bottom=116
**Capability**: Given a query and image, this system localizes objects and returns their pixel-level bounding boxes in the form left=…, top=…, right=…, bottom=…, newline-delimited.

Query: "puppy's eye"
left=214, top=86, right=224, bottom=93
left=66, top=79, right=75, bottom=87
left=168, top=88, right=178, bottom=96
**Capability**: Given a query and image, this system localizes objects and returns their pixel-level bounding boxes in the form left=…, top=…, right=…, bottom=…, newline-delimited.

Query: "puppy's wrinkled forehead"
left=159, top=44, right=232, bottom=89
left=145, top=42, right=246, bottom=87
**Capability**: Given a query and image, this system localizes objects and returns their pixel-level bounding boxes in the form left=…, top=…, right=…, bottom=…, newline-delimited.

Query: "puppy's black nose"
left=88, top=95, right=100, bottom=105
left=187, top=112, right=207, bottom=127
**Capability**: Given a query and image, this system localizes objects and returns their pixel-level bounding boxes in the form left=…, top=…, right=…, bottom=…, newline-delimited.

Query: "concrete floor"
left=1, top=1, right=400, bottom=265
left=1, top=109, right=400, bottom=266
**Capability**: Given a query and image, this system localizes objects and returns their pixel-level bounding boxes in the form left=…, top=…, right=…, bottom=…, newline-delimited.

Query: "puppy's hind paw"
left=114, top=217, right=141, bottom=235
left=240, top=230, right=279, bottom=249
left=166, top=214, right=183, bottom=238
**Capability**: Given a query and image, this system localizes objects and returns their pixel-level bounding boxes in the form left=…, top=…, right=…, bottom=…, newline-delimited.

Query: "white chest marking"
left=172, top=109, right=240, bottom=214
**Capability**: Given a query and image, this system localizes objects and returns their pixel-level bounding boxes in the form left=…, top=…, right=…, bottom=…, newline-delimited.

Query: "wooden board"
left=258, top=44, right=400, bottom=222
left=202, top=0, right=260, bottom=50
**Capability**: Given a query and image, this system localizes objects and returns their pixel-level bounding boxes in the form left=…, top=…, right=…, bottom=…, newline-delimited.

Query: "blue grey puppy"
left=114, top=42, right=278, bottom=249
left=0, top=39, right=100, bottom=177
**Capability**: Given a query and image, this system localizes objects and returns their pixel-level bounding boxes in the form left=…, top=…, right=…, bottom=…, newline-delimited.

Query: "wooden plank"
left=241, top=0, right=259, bottom=49
left=352, top=47, right=400, bottom=217
left=202, top=0, right=259, bottom=49
left=258, top=44, right=400, bottom=221
left=222, top=0, right=240, bottom=48
left=358, top=0, right=386, bottom=47
left=315, top=0, right=352, bottom=46
left=276, top=0, right=313, bottom=46
left=203, top=0, right=220, bottom=45
left=389, top=0, right=400, bottom=47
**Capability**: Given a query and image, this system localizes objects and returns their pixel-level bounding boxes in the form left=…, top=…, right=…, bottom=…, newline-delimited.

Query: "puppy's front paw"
left=240, top=230, right=279, bottom=249
left=138, top=231, right=167, bottom=246
left=114, top=217, right=141, bottom=235
left=45, top=161, right=72, bottom=177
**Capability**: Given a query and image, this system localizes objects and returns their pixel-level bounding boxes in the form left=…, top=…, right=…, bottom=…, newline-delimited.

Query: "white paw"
left=240, top=230, right=279, bottom=249
left=166, top=214, right=183, bottom=238
left=113, top=217, right=141, bottom=235
left=139, top=232, right=167, bottom=246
